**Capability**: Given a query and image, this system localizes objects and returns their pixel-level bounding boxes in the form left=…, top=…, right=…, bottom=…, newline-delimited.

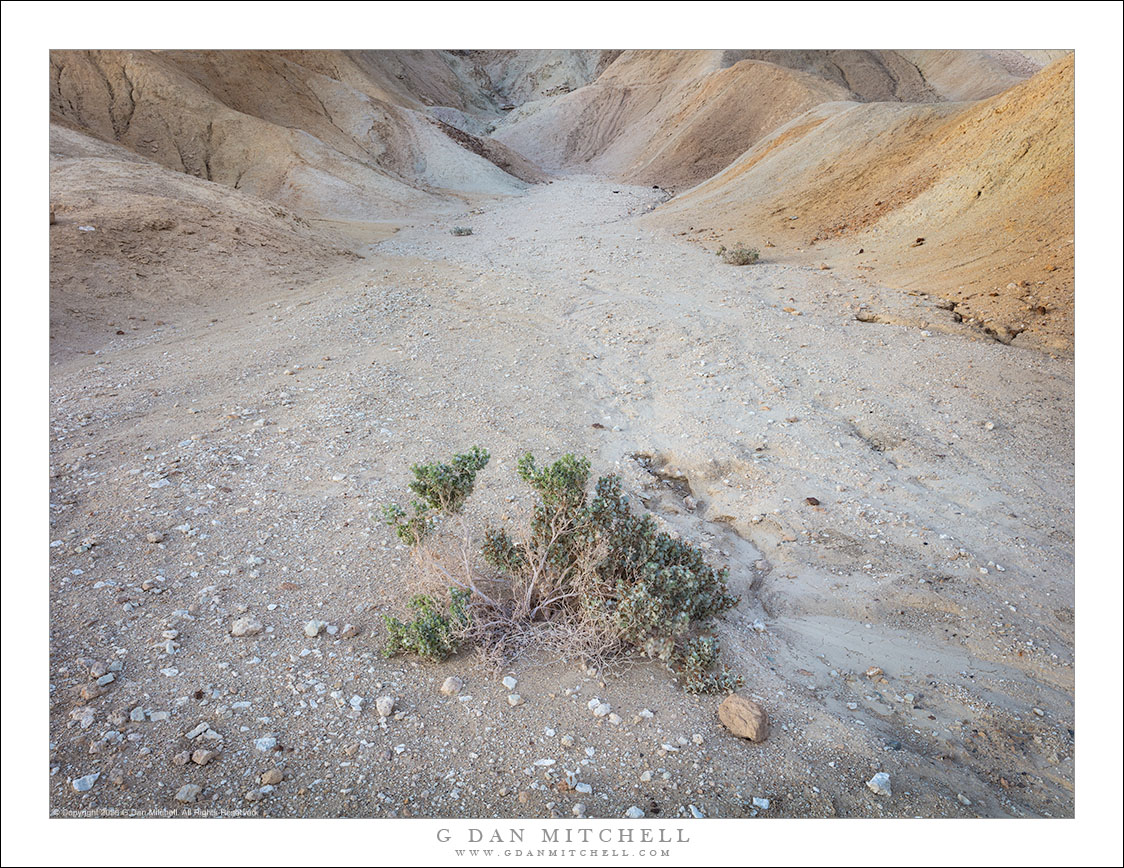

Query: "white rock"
left=72, top=773, right=99, bottom=792
left=175, top=784, right=202, bottom=803
left=625, top=806, right=645, bottom=819
left=254, top=736, right=278, bottom=751
left=502, top=676, right=518, bottom=690
left=230, top=617, right=263, bottom=637
left=376, top=696, right=396, bottom=717
left=303, top=620, right=325, bottom=638
left=867, top=772, right=892, bottom=797
left=507, top=694, right=524, bottom=707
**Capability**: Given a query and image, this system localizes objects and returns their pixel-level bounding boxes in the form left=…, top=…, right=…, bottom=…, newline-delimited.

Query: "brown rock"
left=717, top=694, right=769, bottom=742
left=191, top=749, right=217, bottom=766
left=261, top=768, right=284, bottom=786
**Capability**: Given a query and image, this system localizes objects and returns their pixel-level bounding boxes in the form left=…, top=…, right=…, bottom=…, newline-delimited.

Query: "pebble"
left=254, top=736, right=278, bottom=752
left=191, top=749, right=217, bottom=766
left=72, top=772, right=99, bottom=792
left=507, top=694, right=523, bottom=707
left=502, top=676, right=518, bottom=690
left=867, top=772, right=892, bottom=797
left=231, top=617, right=263, bottom=637
left=340, top=624, right=361, bottom=639
left=752, top=796, right=769, bottom=810
left=175, top=783, right=202, bottom=803
left=441, top=676, right=464, bottom=696
left=625, top=806, right=645, bottom=819
left=261, top=769, right=284, bottom=786
left=303, top=620, right=325, bottom=638
left=375, top=696, right=396, bottom=717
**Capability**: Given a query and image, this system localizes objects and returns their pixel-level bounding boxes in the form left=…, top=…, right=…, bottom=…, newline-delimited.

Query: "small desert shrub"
left=382, top=447, right=489, bottom=545
left=383, top=448, right=743, bottom=692
left=450, top=226, right=474, bottom=236
left=716, top=243, right=760, bottom=266
left=383, top=588, right=470, bottom=662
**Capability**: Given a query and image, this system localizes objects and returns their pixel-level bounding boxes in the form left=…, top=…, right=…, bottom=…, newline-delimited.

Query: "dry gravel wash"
left=49, top=177, right=1074, bottom=819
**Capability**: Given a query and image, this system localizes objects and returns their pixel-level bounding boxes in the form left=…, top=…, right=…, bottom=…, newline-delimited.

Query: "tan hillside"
left=49, top=50, right=535, bottom=222
left=647, top=54, right=1075, bottom=353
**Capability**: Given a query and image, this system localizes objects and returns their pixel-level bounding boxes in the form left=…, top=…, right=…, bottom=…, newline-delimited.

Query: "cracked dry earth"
left=49, top=177, right=1074, bottom=818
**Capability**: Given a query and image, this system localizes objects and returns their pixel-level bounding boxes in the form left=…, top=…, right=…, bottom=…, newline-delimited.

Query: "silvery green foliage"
left=483, top=453, right=742, bottom=692
left=383, top=589, right=471, bottom=662
left=383, top=447, right=490, bottom=545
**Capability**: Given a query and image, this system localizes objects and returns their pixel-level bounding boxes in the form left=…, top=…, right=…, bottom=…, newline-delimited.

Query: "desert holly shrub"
left=383, top=447, right=489, bottom=545
left=716, top=243, right=760, bottom=266
left=383, top=448, right=742, bottom=691
left=383, top=589, right=471, bottom=662
left=479, top=452, right=742, bottom=691
left=450, top=226, right=474, bottom=236
left=584, top=473, right=739, bottom=669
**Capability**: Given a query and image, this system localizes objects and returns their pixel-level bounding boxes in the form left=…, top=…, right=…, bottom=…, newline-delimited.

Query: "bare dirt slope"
left=647, top=55, right=1075, bottom=354
left=50, top=178, right=1073, bottom=820
left=49, top=123, right=360, bottom=358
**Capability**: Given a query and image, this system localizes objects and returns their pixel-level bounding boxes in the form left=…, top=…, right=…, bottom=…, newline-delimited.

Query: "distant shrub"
left=450, top=226, right=474, bottom=236
left=716, top=243, right=760, bottom=266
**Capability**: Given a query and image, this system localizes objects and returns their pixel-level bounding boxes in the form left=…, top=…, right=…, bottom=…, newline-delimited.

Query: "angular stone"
left=717, top=694, right=769, bottom=742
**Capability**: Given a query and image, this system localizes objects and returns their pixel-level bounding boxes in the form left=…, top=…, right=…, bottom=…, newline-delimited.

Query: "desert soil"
left=49, top=175, right=1074, bottom=819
